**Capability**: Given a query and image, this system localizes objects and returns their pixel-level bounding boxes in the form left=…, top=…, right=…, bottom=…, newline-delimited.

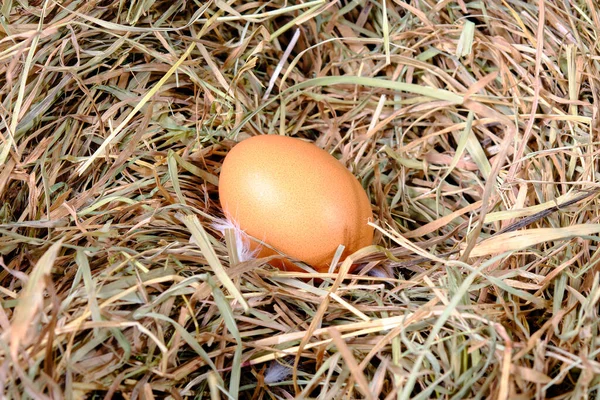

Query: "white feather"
left=212, top=217, right=260, bottom=262
left=264, top=360, right=293, bottom=384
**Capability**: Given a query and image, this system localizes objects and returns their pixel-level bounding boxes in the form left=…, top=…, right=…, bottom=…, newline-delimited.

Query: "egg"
left=218, top=135, right=373, bottom=273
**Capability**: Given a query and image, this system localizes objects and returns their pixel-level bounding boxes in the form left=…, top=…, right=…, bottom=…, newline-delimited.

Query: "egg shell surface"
left=218, top=135, right=373, bottom=272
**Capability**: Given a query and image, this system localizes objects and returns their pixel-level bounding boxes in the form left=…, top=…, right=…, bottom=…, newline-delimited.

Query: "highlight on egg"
left=217, top=134, right=374, bottom=273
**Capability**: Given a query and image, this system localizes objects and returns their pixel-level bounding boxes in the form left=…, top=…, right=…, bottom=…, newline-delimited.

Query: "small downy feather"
left=264, top=359, right=293, bottom=384
left=212, top=217, right=260, bottom=262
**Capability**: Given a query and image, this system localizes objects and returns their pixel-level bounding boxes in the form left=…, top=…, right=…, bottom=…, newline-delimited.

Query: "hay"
left=1, top=0, right=599, bottom=398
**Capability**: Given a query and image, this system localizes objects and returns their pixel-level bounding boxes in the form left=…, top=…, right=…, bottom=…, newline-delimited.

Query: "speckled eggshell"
left=218, top=135, right=374, bottom=273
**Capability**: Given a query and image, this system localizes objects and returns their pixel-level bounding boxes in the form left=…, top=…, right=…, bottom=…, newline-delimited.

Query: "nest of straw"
left=1, top=0, right=599, bottom=398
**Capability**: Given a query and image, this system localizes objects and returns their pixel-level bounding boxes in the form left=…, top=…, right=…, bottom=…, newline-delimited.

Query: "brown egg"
left=218, top=135, right=374, bottom=273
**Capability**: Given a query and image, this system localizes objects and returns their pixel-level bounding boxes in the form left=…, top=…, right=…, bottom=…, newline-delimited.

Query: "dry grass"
left=1, top=0, right=600, bottom=398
